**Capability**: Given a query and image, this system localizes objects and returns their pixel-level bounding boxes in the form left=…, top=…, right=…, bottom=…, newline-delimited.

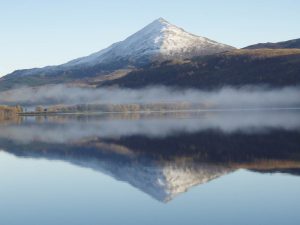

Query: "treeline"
left=34, top=102, right=208, bottom=113
left=0, top=105, right=23, bottom=121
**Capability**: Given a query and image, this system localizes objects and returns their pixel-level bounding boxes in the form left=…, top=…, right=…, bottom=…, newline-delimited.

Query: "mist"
left=0, top=110, right=300, bottom=144
left=0, top=85, right=300, bottom=108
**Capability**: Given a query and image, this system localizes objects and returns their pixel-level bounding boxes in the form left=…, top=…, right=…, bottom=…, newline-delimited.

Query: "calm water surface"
left=0, top=110, right=300, bottom=225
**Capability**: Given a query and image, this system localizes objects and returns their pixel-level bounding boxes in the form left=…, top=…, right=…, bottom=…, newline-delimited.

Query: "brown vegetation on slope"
left=101, top=48, right=300, bottom=89
left=225, top=48, right=300, bottom=57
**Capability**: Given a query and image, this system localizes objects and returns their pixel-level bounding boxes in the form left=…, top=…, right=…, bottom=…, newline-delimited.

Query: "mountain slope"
left=244, top=38, right=300, bottom=49
left=101, top=49, right=300, bottom=89
left=0, top=18, right=235, bottom=91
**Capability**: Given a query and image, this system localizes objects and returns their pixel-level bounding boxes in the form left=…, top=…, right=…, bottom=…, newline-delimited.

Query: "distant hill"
left=100, top=49, right=300, bottom=89
left=244, top=38, right=300, bottom=49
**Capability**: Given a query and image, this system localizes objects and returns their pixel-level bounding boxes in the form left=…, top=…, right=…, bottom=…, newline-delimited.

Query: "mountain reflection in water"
left=0, top=110, right=299, bottom=202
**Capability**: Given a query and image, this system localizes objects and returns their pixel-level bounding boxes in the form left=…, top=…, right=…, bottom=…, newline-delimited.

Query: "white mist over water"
left=0, top=110, right=299, bottom=144
left=0, top=85, right=300, bottom=108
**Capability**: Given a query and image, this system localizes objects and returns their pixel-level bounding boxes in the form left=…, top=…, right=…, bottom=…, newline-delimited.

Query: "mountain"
left=0, top=18, right=235, bottom=91
left=66, top=18, right=235, bottom=67
left=244, top=38, right=300, bottom=49
left=101, top=49, right=300, bottom=89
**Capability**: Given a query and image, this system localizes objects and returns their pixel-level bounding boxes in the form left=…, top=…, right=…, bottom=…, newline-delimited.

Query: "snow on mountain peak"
left=156, top=17, right=169, bottom=23
left=65, top=18, right=235, bottom=67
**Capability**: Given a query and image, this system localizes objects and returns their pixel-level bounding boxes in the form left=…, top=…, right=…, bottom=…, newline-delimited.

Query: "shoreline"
left=17, top=107, right=300, bottom=116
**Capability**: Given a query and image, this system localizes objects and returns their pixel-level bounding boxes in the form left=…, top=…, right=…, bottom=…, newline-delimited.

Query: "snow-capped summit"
left=65, top=17, right=235, bottom=67
left=2, top=18, right=235, bottom=88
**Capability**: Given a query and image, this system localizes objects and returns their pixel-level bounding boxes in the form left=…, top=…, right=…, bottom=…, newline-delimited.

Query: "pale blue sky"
left=1, top=0, right=300, bottom=77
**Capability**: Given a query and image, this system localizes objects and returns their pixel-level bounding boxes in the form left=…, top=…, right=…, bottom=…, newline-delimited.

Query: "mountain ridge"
left=244, top=38, right=300, bottom=49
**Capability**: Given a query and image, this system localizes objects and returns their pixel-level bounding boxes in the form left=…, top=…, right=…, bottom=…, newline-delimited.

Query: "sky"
left=1, top=0, right=300, bottom=77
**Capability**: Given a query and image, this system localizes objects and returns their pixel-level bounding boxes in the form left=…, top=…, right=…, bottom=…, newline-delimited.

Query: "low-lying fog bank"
left=0, top=85, right=300, bottom=113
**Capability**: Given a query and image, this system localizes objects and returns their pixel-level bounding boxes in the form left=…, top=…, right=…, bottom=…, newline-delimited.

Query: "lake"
left=0, top=109, right=300, bottom=225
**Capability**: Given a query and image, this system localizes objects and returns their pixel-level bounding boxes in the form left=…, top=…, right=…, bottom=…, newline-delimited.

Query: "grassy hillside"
left=100, top=49, right=300, bottom=89
left=1, top=49, right=300, bottom=91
